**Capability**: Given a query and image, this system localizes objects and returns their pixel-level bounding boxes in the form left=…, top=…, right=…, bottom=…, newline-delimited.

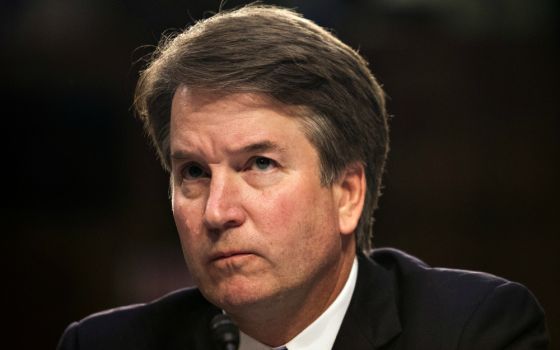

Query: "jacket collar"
left=332, top=252, right=402, bottom=349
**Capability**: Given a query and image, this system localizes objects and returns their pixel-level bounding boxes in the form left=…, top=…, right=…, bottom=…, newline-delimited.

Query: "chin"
left=203, top=280, right=277, bottom=311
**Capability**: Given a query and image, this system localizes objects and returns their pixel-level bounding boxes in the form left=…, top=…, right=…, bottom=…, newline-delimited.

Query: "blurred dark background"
left=2, top=0, right=558, bottom=348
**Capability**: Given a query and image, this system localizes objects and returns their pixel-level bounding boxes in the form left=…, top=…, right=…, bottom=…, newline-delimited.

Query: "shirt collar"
left=239, top=257, right=359, bottom=350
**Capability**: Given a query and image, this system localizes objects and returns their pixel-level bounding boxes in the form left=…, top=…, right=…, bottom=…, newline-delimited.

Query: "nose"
left=203, top=170, right=246, bottom=231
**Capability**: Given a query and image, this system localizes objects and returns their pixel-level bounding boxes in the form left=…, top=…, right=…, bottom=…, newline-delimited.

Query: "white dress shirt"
left=239, top=257, right=358, bottom=350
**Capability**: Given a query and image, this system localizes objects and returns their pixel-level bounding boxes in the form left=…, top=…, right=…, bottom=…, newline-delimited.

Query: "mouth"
left=209, top=250, right=255, bottom=263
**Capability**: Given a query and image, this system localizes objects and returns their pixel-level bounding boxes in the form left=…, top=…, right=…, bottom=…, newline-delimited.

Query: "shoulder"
left=57, top=288, right=219, bottom=350
left=363, top=248, right=549, bottom=349
left=370, top=247, right=511, bottom=299
left=81, top=287, right=210, bottom=327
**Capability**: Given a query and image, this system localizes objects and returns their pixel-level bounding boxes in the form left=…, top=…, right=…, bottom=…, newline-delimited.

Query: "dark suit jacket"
left=57, top=248, right=549, bottom=349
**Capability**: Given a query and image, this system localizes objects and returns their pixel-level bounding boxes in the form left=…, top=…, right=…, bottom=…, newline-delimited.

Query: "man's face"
left=169, top=88, right=351, bottom=313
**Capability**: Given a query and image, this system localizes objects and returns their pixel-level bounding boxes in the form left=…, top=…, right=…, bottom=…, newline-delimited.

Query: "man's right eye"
left=181, top=164, right=208, bottom=180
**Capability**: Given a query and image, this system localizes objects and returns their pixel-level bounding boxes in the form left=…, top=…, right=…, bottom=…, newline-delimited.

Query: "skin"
left=169, top=87, right=366, bottom=346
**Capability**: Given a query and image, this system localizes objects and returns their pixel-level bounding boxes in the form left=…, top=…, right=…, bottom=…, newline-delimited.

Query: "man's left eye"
left=252, top=157, right=275, bottom=171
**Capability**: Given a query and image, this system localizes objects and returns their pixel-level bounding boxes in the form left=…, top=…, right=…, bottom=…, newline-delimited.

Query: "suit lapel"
left=161, top=289, right=223, bottom=350
left=332, top=253, right=401, bottom=349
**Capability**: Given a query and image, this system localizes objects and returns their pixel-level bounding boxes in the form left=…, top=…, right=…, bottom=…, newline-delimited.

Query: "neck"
left=228, top=236, right=356, bottom=347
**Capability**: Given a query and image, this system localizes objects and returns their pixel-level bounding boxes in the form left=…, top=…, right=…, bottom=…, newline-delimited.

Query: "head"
left=134, top=4, right=390, bottom=253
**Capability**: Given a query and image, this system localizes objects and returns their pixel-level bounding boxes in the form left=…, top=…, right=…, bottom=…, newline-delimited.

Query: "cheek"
left=255, top=179, right=334, bottom=242
left=172, top=199, right=209, bottom=280
left=172, top=198, right=205, bottom=247
left=256, top=186, right=303, bottom=226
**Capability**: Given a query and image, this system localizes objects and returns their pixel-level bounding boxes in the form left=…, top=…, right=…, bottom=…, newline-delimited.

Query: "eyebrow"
left=170, top=140, right=285, bottom=160
left=239, top=140, right=285, bottom=155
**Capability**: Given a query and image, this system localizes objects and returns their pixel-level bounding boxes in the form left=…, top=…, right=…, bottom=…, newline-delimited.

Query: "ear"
left=334, top=162, right=366, bottom=235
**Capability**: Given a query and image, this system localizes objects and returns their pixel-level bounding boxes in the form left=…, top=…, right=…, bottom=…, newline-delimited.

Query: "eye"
left=251, top=157, right=276, bottom=171
left=181, top=163, right=209, bottom=180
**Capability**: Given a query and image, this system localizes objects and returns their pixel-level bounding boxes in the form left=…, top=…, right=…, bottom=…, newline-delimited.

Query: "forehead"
left=169, top=87, right=316, bottom=155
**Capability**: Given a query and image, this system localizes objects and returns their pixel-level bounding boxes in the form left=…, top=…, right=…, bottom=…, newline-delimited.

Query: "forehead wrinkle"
left=170, top=132, right=220, bottom=163
left=237, top=140, right=286, bottom=155
left=172, top=140, right=286, bottom=160
left=170, top=139, right=289, bottom=170
left=170, top=90, right=310, bottom=165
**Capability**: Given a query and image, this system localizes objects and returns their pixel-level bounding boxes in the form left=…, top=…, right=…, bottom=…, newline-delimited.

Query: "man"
left=57, top=5, right=548, bottom=349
